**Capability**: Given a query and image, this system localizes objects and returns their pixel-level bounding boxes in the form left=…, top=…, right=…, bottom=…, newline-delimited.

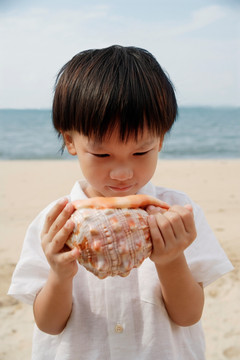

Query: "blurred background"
left=0, top=0, right=239, bottom=159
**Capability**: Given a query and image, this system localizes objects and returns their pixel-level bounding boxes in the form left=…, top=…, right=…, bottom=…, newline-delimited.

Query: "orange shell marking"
left=72, top=193, right=169, bottom=210
left=67, top=194, right=169, bottom=279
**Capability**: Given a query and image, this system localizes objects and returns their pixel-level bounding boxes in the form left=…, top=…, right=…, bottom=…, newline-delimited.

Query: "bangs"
left=53, top=46, right=177, bottom=141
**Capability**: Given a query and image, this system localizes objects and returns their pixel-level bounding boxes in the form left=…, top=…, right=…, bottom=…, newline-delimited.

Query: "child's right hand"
left=41, top=198, right=80, bottom=282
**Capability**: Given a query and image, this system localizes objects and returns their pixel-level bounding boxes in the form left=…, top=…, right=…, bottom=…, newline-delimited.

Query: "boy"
left=9, top=45, right=233, bottom=359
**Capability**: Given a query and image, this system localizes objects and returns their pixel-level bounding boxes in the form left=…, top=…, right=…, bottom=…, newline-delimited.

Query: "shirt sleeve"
left=184, top=202, right=233, bottom=287
left=8, top=204, right=54, bottom=305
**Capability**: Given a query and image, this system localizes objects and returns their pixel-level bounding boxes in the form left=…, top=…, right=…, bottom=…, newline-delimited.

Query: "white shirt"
left=8, top=181, right=233, bottom=360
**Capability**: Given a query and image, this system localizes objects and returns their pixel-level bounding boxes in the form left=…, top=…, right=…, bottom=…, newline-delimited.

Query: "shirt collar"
left=70, top=180, right=88, bottom=201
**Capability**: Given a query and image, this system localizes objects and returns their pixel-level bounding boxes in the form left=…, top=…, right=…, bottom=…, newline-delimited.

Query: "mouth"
left=107, top=185, right=134, bottom=193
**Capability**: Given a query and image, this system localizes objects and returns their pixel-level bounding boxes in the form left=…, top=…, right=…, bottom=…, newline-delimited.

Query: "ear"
left=62, top=131, right=77, bottom=156
left=158, top=136, right=164, bottom=152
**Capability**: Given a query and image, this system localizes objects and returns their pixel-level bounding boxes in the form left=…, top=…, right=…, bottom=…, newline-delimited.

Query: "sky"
left=0, top=0, right=239, bottom=108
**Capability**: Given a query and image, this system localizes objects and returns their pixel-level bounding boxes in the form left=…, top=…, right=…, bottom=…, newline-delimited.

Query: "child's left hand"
left=146, top=204, right=197, bottom=266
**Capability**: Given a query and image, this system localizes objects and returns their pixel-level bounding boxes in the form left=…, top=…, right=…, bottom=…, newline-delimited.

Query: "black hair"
left=52, top=45, right=177, bottom=141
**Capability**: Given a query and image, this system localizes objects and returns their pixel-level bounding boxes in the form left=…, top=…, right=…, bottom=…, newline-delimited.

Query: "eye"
left=92, top=153, right=110, bottom=158
left=133, top=150, right=150, bottom=156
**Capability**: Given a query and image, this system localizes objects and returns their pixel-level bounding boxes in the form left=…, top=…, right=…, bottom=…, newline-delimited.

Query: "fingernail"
left=65, top=219, right=73, bottom=228
left=58, top=197, right=67, bottom=205
left=148, top=205, right=155, bottom=211
left=184, top=204, right=193, bottom=212
left=65, top=203, right=74, bottom=212
left=158, top=207, right=165, bottom=214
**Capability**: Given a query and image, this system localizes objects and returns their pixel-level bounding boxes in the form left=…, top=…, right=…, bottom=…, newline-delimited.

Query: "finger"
left=146, top=205, right=165, bottom=215
left=148, top=215, right=165, bottom=250
left=42, top=198, right=68, bottom=236
left=184, top=204, right=193, bottom=212
left=163, top=210, right=185, bottom=239
left=48, top=202, right=75, bottom=240
left=169, top=205, right=196, bottom=236
left=50, top=219, right=75, bottom=254
left=60, top=247, right=80, bottom=265
left=154, top=212, right=176, bottom=246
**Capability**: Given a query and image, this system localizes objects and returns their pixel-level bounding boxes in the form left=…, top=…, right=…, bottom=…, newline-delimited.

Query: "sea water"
left=0, top=107, right=239, bottom=160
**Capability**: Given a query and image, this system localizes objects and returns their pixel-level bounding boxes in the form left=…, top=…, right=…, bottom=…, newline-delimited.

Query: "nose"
left=110, top=166, right=133, bottom=181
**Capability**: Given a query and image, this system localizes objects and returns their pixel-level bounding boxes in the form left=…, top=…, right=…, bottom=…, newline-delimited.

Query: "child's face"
left=63, top=128, right=163, bottom=198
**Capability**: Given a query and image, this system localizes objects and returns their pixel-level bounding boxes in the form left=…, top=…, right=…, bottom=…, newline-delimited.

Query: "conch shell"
left=67, top=194, right=169, bottom=279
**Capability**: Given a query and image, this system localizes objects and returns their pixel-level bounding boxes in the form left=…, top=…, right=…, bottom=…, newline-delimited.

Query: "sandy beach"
left=1, top=159, right=239, bottom=359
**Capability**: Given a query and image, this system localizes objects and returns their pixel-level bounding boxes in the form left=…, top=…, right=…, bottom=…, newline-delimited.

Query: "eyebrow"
left=87, top=138, right=155, bottom=151
left=136, top=140, right=154, bottom=148
left=86, top=140, right=104, bottom=150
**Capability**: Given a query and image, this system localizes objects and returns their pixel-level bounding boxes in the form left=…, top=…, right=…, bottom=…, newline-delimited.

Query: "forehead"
left=86, top=127, right=158, bottom=149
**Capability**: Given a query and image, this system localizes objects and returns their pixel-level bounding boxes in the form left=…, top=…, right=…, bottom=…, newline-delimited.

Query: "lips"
left=108, top=184, right=134, bottom=193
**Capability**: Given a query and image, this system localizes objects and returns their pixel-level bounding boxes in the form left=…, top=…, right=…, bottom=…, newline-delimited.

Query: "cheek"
left=78, top=156, right=107, bottom=180
left=142, top=153, right=158, bottom=170
left=135, top=154, right=158, bottom=181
